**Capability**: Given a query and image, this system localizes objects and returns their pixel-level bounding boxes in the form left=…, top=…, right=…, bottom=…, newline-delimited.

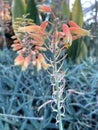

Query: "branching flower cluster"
left=12, top=5, right=90, bottom=71
left=12, top=15, right=50, bottom=71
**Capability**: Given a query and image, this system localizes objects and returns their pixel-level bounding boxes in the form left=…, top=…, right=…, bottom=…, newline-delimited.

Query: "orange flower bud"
left=12, top=43, right=24, bottom=51
left=38, top=5, right=51, bottom=13
left=62, top=24, right=71, bottom=36
left=68, top=21, right=80, bottom=28
left=35, top=46, right=47, bottom=51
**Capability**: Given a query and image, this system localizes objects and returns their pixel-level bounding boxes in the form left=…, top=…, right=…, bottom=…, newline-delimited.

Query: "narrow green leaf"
left=61, top=0, right=70, bottom=20
left=72, top=0, right=83, bottom=27
left=76, top=40, right=88, bottom=64
left=26, top=0, right=40, bottom=25
left=12, top=0, right=27, bottom=22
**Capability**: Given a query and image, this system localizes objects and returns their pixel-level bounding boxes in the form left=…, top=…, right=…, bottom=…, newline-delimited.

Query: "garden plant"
left=0, top=0, right=98, bottom=130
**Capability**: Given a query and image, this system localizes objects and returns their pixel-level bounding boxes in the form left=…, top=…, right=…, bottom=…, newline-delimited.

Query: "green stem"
left=52, top=22, right=63, bottom=130
left=54, top=63, right=63, bottom=130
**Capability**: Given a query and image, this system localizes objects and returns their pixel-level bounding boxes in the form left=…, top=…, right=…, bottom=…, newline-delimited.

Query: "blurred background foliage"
left=0, top=0, right=98, bottom=130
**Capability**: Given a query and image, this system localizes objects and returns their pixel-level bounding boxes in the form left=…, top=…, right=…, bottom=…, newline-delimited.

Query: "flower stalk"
left=51, top=22, right=64, bottom=130
left=54, top=61, right=63, bottom=130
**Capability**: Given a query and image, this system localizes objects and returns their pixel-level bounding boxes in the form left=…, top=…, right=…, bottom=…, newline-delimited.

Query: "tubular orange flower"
left=36, top=42, right=43, bottom=46
left=38, top=5, right=51, bottom=13
left=32, top=59, right=36, bottom=66
left=41, top=21, right=48, bottom=31
left=13, top=39, right=20, bottom=43
left=68, top=21, right=91, bottom=39
left=38, top=53, right=45, bottom=63
left=19, top=25, right=41, bottom=33
left=15, top=55, right=24, bottom=66
left=42, top=62, right=51, bottom=70
left=62, top=24, right=72, bottom=45
left=22, top=56, right=30, bottom=71
left=17, top=48, right=27, bottom=55
left=70, top=27, right=90, bottom=36
left=14, top=33, right=23, bottom=40
left=62, top=24, right=71, bottom=37
left=30, top=33, right=44, bottom=43
left=11, top=35, right=17, bottom=39
left=12, top=43, right=25, bottom=51
left=36, top=59, right=41, bottom=71
left=38, top=53, right=50, bottom=69
left=12, top=43, right=21, bottom=51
